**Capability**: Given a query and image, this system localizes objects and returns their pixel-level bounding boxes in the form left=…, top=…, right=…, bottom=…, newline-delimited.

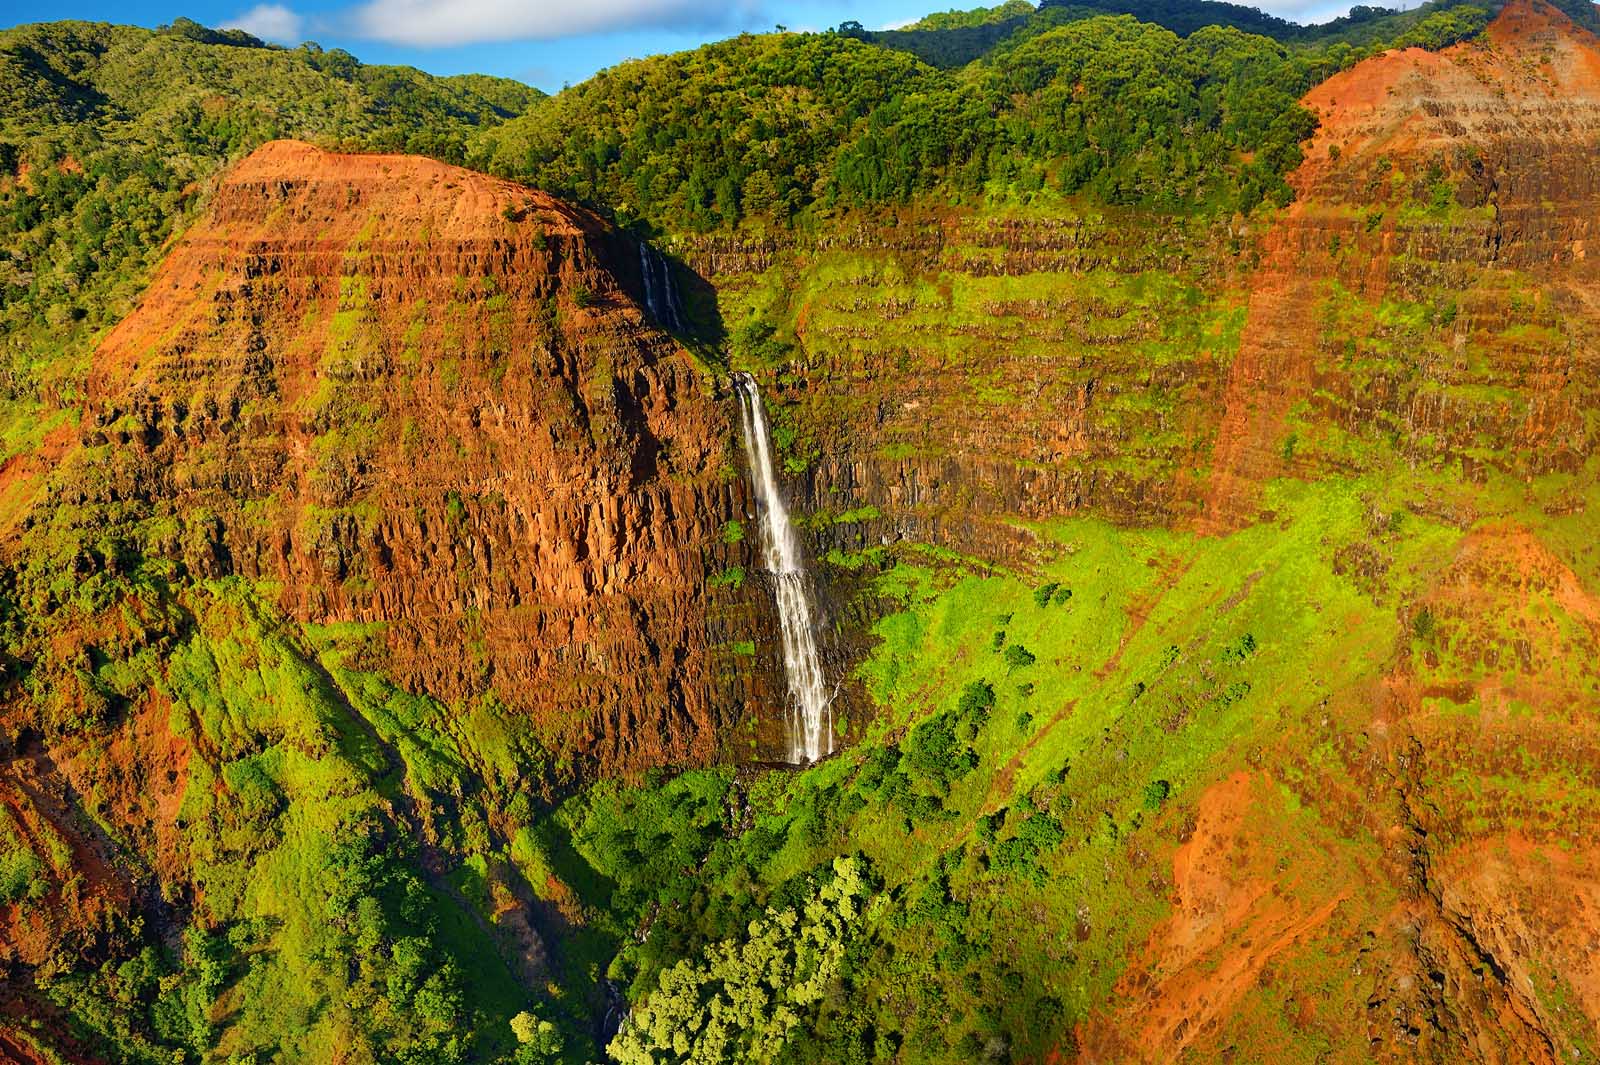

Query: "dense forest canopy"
left=470, top=0, right=1496, bottom=234
left=905, top=1, right=1040, bottom=30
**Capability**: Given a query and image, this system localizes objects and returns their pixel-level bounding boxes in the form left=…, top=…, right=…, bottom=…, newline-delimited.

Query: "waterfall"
left=731, top=373, right=833, bottom=764
left=638, top=240, right=682, bottom=333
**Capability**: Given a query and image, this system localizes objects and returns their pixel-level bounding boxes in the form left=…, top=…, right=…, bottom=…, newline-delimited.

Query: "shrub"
left=905, top=716, right=977, bottom=788
left=511, top=1008, right=565, bottom=1062
left=956, top=680, right=995, bottom=722
left=1411, top=606, right=1436, bottom=642
left=708, top=566, right=745, bottom=589
left=1142, top=779, right=1172, bottom=810
left=0, top=847, right=44, bottom=904
left=1002, top=644, right=1035, bottom=669
left=1220, top=632, right=1258, bottom=663
left=1033, top=582, right=1059, bottom=608
left=990, top=810, right=1064, bottom=878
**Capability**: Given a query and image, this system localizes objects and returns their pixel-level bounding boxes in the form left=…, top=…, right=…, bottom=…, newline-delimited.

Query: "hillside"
left=1, top=0, right=1599, bottom=1063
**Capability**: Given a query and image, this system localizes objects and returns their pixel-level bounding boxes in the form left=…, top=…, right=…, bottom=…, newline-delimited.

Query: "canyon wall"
left=681, top=3, right=1600, bottom=1059
left=17, top=141, right=794, bottom=776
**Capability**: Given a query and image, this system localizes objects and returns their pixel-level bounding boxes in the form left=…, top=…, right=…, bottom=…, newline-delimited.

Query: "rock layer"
left=60, top=141, right=753, bottom=775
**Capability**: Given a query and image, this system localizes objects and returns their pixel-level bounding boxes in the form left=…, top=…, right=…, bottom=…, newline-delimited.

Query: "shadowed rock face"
left=60, top=141, right=756, bottom=776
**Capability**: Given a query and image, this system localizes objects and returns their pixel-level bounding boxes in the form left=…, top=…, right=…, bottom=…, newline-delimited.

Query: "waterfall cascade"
left=638, top=240, right=683, bottom=333
left=731, top=373, right=833, bottom=764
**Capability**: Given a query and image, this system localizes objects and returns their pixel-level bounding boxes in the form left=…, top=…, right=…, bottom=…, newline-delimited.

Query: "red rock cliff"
left=1204, top=0, right=1600, bottom=529
left=70, top=141, right=743, bottom=774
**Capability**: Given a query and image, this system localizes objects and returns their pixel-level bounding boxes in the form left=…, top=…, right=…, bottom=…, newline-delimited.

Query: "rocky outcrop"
left=39, top=141, right=773, bottom=776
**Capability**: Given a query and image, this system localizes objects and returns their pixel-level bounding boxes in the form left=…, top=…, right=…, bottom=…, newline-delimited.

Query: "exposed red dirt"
left=1299, top=0, right=1600, bottom=202
left=1076, top=773, right=1354, bottom=1062
left=0, top=739, right=137, bottom=968
left=1197, top=224, right=1323, bottom=532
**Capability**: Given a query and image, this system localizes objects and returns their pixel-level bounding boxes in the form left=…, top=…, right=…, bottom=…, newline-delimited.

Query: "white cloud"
left=341, top=0, right=762, bottom=48
left=223, top=3, right=306, bottom=42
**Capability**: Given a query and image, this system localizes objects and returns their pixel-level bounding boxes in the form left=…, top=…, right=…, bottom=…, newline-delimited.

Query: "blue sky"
left=3, top=0, right=1361, bottom=92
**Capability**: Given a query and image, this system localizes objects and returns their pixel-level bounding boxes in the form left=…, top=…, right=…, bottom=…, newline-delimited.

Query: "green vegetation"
left=709, top=566, right=747, bottom=589
left=25, top=582, right=538, bottom=1062
left=906, top=1, right=1039, bottom=31
left=842, top=2, right=1039, bottom=67
left=1141, top=778, right=1172, bottom=809
left=608, top=856, right=877, bottom=1064
left=1040, top=0, right=1518, bottom=43
left=509, top=1010, right=565, bottom=1062
left=472, top=473, right=1474, bottom=1063
left=1002, top=643, right=1036, bottom=669
left=2, top=0, right=1593, bottom=1061
left=473, top=0, right=1504, bottom=234
left=0, top=843, right=44, bottom=904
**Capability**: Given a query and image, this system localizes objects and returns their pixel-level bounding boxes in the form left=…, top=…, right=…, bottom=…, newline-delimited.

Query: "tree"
left=608, top=857, right=875, bottom=1064
left=1003, top=644, right=1036, bottom=669
left=510, top=1009, right=565, bottom=1062
left=742, top=169, right=780, bottom=221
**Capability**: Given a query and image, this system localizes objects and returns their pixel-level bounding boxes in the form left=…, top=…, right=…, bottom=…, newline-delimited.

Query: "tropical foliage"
left=473, top=0, right=1496, bottom=234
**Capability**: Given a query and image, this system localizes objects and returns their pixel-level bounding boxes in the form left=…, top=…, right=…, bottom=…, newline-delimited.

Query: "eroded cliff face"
left=1206, top=0, right=1600, bottom=531
left=693, top=2, right=1599, bottom=549
left=688, top=213, right=1236, bottom=558
left=0, top=142, right=784, bottom=983
left=59, top=141, right=755, bottom=774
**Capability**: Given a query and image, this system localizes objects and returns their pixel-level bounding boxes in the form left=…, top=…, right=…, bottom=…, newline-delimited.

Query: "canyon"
left=0, top=0, right=1598, bottom=1061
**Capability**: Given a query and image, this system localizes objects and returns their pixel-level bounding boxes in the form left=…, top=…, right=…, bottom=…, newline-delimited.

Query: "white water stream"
left=638, top=241, right=682, bottom=332
left=732, top=373, right=832, bottom=764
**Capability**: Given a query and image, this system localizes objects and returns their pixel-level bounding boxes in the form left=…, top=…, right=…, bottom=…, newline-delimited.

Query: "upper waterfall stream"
left=638, top=240, right=682, bottom=333
left=732, top=373, right=833, bottom=764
